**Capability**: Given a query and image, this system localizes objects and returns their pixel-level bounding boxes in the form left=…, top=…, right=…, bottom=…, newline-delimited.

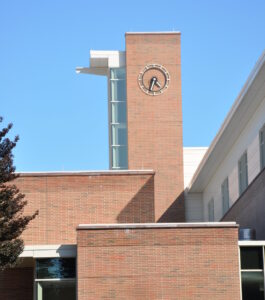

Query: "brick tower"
left=126, top=32, right=184, bottom=221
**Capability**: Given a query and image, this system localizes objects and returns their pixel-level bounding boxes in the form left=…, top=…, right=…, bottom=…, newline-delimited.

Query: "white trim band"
left=77, top=222, right=238, bottom=230
left=20, top=245, right=77, bottom=258
left=17, top=169, right=155, bottom=177
left=239, top=241, right=265, bottom=246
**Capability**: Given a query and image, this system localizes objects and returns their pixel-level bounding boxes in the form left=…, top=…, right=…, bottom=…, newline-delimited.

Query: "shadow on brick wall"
left=117, top=176, right=155, bottom=223
left=157, top=191, right=185, bottom=223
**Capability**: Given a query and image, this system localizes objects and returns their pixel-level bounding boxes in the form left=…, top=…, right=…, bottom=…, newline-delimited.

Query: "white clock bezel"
left=138, top=64, right=170, bottom=96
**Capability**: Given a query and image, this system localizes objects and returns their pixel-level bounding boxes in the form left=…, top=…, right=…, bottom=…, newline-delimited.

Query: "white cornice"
left=77, top=222, right=238, bottom=230
left=17, top=170, right=155, bottom=177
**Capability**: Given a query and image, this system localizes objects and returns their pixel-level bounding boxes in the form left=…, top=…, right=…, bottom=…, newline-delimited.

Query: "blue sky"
left=1, top=0, right=265, bottom=171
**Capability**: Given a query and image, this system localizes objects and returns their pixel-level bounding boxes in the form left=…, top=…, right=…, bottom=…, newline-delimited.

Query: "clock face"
left=138, top=64, right=170, bottom=96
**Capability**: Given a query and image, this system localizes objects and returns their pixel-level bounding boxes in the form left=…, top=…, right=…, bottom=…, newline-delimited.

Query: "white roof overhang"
left=188, top=49, right=265, bottom=192
left=20, top=245, right=76, bottom=258
left=76, top=50, right=125, bottom=76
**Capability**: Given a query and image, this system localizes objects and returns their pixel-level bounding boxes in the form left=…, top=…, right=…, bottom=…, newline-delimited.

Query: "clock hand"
left=149, top=77, right=155, bottom=91
left=155, top=80, right=161, bottom=88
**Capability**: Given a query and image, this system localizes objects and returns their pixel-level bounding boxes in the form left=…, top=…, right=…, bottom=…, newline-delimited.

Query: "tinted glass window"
left=221, top=177, right=229, bottom=215
left=109, top=67, right=128, bottom=170
left=36, top=258, right=76, bottom=279
left=241, top=271, right=264, bottom=300
left=111, top=102, right=127, bottom=123
left=260, top=125, right=265, bottom=170
left=110, top=68, right=126, bottom=79
left=238, top=152, right=248, bottom=196
left=37, top=280, right=76, bottom=300
left=110, top=80, right=126, bottom=101
left=241, top=247, right=263, bottom=270
left=208, top=198, right=214, bottom=221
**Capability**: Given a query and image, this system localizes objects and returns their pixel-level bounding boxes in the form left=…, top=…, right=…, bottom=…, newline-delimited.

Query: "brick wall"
left=126, top=33, right=184, bottom=222
left=0, top=267, right=33, bottom=300
left=15, top=172, right=154, bottom=245
left=77, top=224, right=240, bottom=300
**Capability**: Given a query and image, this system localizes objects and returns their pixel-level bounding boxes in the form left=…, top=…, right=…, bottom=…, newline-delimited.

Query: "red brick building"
left=0, top=33, right=243, bottom=300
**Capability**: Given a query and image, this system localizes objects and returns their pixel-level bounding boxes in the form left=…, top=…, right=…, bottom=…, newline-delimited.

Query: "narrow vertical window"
left=221, top=177, right=229, bottom=215
left=208, top=198, right=214, bottom=221
left=260, top=124, right=265, bottom=170
left=238, top=151, right=248, bottom=196
left=109, top=68, right=128, bottom=169
left=240, top=247, right=264, bottom=300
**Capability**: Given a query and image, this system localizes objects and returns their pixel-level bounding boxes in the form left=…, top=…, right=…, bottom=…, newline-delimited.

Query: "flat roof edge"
left=77, top=222, right=238, bottom=230
left=239, top=241, right=265, bottom=246
left=126, top=31, right=181, bottom=35
left=90, top=50, right=125, bottom=54
left=183, top=146, right=208, bottom=149
left=17, top=170, right=155, bottom=177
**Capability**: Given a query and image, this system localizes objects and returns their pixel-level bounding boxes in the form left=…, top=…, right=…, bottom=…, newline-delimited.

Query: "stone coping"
left=77, top=222, right=238, bottom=230
left=126, top=31, right=181, bottom=35
left=17, top=170, right=155, bottom=177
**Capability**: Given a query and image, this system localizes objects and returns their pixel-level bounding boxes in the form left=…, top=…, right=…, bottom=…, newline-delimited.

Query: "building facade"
left=2, top=32, right=265, bottom=299
left=185, top=49, right=265, bottom=299
left=186, top=50, right=265, bottom=223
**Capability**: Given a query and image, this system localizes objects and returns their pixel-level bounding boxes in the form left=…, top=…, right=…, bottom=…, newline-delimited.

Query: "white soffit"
left=76, top=50, right=125, bottom=76
left=20, top=245, right=77, bottom=258
left=189, top=49, right=265, bottom=192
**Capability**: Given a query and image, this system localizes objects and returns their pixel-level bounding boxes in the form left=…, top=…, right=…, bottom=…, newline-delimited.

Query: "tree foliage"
left=0, top=117, right=38, bottom=270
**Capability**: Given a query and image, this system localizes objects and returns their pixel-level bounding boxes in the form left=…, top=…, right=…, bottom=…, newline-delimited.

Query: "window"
left=35, top=258, right=76, bottom=300
left=240, top=247, right=264, bottom=300
left=208, top=198, right=214, bottom=221
left=238, top=151, right=248, bottom=196
left=109, top=68, right=128, bottom=169
left=260, top=124, right=265, bottom=170
left=221, top=177, right=229, bottom=215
